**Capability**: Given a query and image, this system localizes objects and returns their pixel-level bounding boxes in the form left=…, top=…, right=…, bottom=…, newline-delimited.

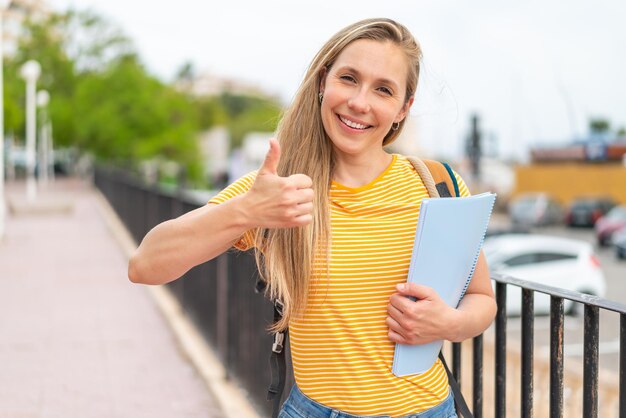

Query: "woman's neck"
left=332, top=150, right=393, bottom=188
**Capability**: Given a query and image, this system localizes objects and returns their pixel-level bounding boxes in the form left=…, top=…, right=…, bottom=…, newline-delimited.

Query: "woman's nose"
left=347, top=89, right=371, bottom=113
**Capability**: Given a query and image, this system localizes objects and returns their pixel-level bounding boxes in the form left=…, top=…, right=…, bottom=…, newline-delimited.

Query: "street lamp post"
left=20, top=59, right=41, bottom=201
left=36, top=89, right=49, bottom=185
left=0, top=0, right=11, bottom=240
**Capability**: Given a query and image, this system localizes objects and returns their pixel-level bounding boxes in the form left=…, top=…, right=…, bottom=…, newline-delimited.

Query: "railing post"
left=550, top=296, right=564, bottom=418
left=495, top=282, right=507, bottom=418
left=453, top=342, right=462, bottom=385
left=583, top=305, right=599, bottom=418
left=619, top=314, right=626, bottom=418
left=473, top=334, right=483, bottom=418
left=216, top=252, right=229, bottom=373
left=521, top=288, right=534, bottom=418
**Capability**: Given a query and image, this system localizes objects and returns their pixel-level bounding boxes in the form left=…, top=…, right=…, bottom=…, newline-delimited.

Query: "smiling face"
left=319, top=39, right=413, bottom=160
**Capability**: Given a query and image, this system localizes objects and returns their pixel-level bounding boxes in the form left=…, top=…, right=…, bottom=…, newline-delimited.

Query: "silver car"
left=509, top=193, right=564, bottom=227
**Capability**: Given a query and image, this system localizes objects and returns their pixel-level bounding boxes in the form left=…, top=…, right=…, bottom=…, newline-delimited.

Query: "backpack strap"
left=439, top=352, right=474, bottom=418
left=255, top=278, right=288, bottom=418
left=425, top=159, right=460, bottom=198
left=406, top=157, right=440, bottom=198
left=407, top=157, right=460, bottom=198
left=267, top=300, right=288, bottom=418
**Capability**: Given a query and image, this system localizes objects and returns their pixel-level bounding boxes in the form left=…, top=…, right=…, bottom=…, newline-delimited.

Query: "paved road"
left=0, top=179, right=224, bottom=418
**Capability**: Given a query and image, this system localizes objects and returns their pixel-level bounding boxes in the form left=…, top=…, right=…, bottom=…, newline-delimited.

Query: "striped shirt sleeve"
left=208, top=171, right=258, bottom=251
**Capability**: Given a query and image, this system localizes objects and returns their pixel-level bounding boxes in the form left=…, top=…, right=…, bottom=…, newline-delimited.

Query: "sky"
left=48, top=0, right=626, bottom=162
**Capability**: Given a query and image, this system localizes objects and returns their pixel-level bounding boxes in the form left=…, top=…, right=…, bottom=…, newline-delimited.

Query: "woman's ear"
left=395, top=95, right=415, bottom=123
left=319, top=67, right=328, bottom=95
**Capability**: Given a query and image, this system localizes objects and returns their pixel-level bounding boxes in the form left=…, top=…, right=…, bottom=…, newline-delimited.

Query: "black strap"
left=442, top=162, right=461, bottom=198
left=439, top=352, right=474, bottom=418
left=435, top=181, right=452, bottom=198
left=255, top=275, right=267, bottom=294
left=267, top=301, right=288, bottom=418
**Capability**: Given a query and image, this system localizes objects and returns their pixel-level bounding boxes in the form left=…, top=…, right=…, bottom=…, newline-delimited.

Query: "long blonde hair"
left=256, top=18, right=423, bottom=330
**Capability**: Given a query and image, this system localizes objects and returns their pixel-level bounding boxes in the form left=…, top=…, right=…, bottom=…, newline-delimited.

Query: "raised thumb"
left=259, top=138, right=281, bottom=175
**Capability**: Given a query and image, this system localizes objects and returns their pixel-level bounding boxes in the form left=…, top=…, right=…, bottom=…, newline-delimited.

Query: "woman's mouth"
left=338, top=115, right=371, bottom=130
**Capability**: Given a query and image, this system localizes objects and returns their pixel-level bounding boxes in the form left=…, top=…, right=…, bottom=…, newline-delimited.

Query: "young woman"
left=129, top=18, right=496, bottom=418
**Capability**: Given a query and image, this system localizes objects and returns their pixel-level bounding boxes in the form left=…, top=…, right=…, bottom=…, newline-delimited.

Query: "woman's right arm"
left=129, top=196, right=253, bottom=285
left=128, top=139, right=313, bottom=285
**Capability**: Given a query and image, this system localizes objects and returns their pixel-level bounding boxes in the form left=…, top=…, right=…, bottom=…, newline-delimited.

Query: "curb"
left=94, top=188, right=261, bottom=418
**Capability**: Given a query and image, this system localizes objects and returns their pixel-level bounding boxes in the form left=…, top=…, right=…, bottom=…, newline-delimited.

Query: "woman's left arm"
left=386, top=251, right=497, bottom=345
left=448, top=251, right=497, bottom=341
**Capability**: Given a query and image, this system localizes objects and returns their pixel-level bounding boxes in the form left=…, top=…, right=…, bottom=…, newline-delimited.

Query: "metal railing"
left=95, top=166, right=294, bottom=416
left=95, top=167, right=626, bottom=418
left=487, top=274, right=626, bottom=418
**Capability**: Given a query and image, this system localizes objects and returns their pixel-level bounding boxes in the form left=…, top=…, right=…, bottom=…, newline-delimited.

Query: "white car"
left=483, top=234, right=607, bottom=315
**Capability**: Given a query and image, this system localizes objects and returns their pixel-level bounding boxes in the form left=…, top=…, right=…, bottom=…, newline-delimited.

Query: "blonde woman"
left=129, top=18, right=496, bottom=418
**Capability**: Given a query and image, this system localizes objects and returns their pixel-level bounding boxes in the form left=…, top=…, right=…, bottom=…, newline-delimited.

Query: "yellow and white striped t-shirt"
left=209, top=154, right=470, bottom=417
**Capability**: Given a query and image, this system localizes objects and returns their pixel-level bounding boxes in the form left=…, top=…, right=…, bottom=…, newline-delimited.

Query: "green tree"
left=5, top=10, right=134, bottom=147
left=589, top=118, right=610, bottom=135
left=74, top=55, right=200, bottom=164
left=219, top=93, right=282, bottom=147
left=4, top=7, right=280, bottom=185
left=3, top=63, right=25, bottom=135
left=175, top=61, right=196, bottom=82
left=196, top=97, right=228, bottom=130
left=5, top=9, right=206, bottom=180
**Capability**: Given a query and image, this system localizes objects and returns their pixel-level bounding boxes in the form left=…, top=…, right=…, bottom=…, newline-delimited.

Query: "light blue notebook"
left=392, top=192, right=496, bottom=376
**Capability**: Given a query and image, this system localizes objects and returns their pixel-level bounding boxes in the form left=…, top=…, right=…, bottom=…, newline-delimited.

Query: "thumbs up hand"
left=243, top=138, right=314, bottom=229
left=258, top=137, right=282, bottom=176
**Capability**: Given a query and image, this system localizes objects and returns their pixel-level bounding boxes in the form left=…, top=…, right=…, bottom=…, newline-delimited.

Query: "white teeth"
left=340, top=115, right=368, bottom=130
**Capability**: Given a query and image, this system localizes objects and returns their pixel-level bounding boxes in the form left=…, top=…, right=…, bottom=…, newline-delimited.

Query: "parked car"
left=485, top=224, right=530, bottom=238
left=483, top=234, right=606, bottom=316
left=565, top=196, right=616, bottom=227
left=611, top=228, right=626, bottom=259
left=508, top=193, right=564, bottom=227
left=594, top=205, right=626, bottom=246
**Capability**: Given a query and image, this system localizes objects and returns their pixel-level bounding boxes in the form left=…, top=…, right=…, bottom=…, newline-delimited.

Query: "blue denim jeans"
left=278, top=385, right=458, bottom=418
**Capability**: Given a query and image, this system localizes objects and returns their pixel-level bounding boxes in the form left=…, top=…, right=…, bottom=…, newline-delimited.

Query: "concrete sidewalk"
left=0, top=179, right=224, bottom=418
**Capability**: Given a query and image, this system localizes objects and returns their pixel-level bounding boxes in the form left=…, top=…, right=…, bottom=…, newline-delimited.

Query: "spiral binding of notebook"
left=456, top=193, right=496, bottom=304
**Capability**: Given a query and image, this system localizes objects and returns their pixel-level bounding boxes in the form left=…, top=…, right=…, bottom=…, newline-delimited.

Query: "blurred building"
left=174, top=71, right=281, bottom=186
left=227, top=132, right=273, bottom=182
left=2, top=0, right=49, bottom=57
left=530, top=139, right=626, bottom=164
left=198, top=126, right=229, bottom=188
left=514, top=136, right=626, bottom=205
left=174, top=71, right=273, bottom=99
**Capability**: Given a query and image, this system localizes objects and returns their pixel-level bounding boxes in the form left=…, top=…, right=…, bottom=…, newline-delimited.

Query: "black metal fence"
left=490, top=274, right=626, bottom=418
left=95, top=167, right=294, bottom=416
left=95, top=167, right=626, bottom=418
